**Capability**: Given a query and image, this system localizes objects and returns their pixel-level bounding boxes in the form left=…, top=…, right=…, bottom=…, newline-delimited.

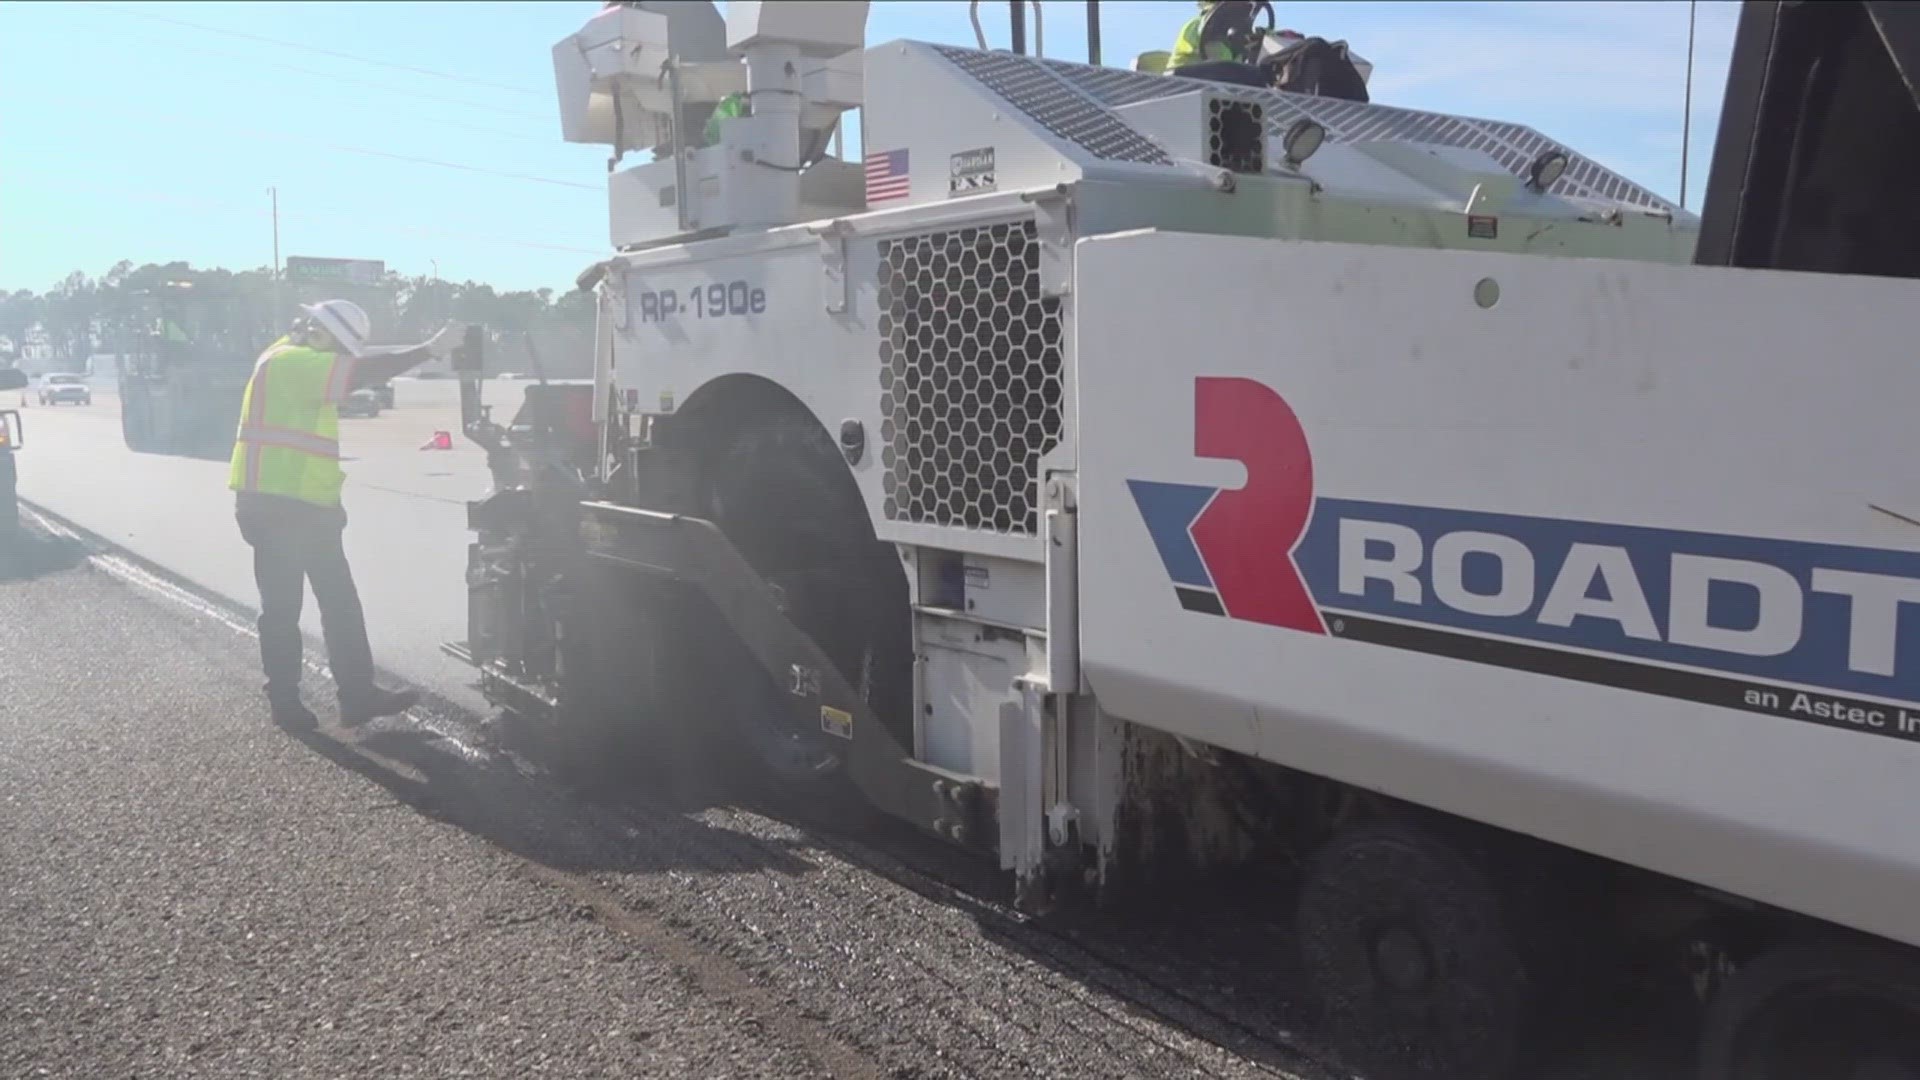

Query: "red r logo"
left=1189, top=377, right=1326, bottom=634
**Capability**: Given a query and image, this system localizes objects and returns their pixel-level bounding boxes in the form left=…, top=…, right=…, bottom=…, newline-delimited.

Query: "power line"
left=5, top=174, right=606, bottom=258
left=298, top=131, right=602, bottom=192
left=79, top=0, right=546, bottom=98
left=34, top=4, right=555, bottom=126
left=301, top=97, right=553, bottom=147
left=51, top=89, right=601, bottom=193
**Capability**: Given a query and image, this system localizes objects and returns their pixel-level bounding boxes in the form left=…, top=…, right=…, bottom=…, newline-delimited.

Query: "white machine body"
left=1076, top=233, right=1920, bottom=951
left=554, top=1, right=867, bottom=245
left=553, top=5, right=1920, bottom=951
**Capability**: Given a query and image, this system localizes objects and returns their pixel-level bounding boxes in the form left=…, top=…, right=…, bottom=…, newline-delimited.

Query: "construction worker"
left=595, top=3, right=743, bottom=153
left=703, top=92, right=747, bottom=147
left=230, top=299, right=460, bottom=729
left=1166, top=1, right=1272, bottom=88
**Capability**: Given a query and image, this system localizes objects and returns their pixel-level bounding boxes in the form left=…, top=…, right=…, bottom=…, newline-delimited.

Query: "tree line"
left=0, top=260, right=596, bottom=367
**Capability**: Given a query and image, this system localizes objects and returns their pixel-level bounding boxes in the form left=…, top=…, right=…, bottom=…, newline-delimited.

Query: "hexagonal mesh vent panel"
left=878, top=221, right=1064, bottom=536
left=1208, top=97, right=1264, bottom=173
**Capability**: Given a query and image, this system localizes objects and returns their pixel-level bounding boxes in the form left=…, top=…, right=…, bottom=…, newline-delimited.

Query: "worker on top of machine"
left=1166, top=0, right=1264, bottom=82
left=1166, top=0, right=1370, bottom=102
left=703, top=92, right=747, bottom=147
left=229, top=299, right=460, bottom=730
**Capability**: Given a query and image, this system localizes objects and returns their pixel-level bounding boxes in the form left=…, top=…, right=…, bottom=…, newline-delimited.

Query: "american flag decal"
left=864, top=148, right=910, bottom=202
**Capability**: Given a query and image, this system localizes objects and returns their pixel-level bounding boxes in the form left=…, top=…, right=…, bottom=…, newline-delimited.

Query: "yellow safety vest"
left=1168, top=8, right=1244, bottom=70
left=228, top=337, right=355, bottom=508
left=703, top=92, right=747, bottom=146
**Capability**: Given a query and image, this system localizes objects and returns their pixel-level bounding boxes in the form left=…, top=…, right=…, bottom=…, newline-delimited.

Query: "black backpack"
left=1268, top=37, right=1370, bottom=103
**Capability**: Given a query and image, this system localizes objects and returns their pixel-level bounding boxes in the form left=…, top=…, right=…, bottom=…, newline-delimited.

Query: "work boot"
left=338, top=685, right=419, bottom=727
left=270, top=698, right=320, bottom=731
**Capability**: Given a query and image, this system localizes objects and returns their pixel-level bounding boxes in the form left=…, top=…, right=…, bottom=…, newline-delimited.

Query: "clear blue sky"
left=0, top=1, right=1738, bottom=295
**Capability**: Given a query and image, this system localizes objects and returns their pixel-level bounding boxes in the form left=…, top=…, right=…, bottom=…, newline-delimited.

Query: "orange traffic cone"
left=420, top=430, right=453, bottom=450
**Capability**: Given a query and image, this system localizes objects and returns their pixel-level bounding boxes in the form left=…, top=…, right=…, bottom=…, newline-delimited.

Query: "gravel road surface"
left=3, top=390, right=1680, bottom=1080
left=10, top=388, right=489, bottom=713
left=0, top=522, right=1338, bottom=1080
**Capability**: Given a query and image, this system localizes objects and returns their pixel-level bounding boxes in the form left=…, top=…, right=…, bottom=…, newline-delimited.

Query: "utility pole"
left=270, top=186, right=284, bottom=329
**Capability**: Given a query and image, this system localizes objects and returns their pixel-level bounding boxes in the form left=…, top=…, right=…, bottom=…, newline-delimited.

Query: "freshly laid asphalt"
left=0, top=519, right=1330, bottom=1079
left=0, top=388, right=1675, bottom=1079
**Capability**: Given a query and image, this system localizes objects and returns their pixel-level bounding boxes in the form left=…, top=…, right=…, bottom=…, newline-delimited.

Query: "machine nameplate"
left=949, top=146, right=996, bottom=196
left=636, top=279, right=768, bottom=324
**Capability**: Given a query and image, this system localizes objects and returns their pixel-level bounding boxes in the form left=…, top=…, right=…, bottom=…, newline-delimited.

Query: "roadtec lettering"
left=1130, top=377, right=1920, bottom=743
left=1289, top=499, right=1920, bottom=713
left=1339, top=525, right=1816, bottom=660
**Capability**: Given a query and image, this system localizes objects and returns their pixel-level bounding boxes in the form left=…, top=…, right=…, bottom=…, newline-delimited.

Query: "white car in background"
left=38, top=373, right=91, bottom=406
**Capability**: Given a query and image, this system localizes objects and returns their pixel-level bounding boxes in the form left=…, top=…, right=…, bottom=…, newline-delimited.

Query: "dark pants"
left=235, top=494, right=374, bottom=708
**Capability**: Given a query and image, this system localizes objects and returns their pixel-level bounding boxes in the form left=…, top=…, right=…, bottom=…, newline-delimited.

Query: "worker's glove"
left=422, top=320, right=466, bottom=360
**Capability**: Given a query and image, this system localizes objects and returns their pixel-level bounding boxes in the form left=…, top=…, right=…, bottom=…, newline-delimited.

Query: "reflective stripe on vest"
left=237, top=424, right=340, bottom=457
left=228, top=339, right=350, bottom=507
left=324, top=353, right=358, bottom=404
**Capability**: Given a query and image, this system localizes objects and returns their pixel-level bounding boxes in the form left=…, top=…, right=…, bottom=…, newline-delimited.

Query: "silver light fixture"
left=1282, top=118, right=1326, bottom=169
left=1527, top=149, right=1570, bottom=192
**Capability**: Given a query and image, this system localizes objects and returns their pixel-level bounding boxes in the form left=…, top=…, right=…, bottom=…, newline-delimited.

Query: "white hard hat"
left=299, top=299, right=372, bottom=357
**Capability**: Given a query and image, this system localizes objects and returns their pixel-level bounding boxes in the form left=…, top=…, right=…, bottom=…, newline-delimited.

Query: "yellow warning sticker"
left=819, top=705, right=853, bottom=740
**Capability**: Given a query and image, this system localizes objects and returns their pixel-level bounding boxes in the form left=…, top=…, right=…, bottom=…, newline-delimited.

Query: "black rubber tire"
left=701, top=413, right=916, bottom=764
left=1697, top=938, right=1920, bottom=1080
left=704, top=413, right=876, bottom=570
left=1297, top=816, right=1529, bottom=1080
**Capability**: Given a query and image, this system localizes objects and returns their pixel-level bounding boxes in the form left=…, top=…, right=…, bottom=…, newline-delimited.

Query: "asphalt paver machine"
left=448, top=2, right=1920, bottom=1075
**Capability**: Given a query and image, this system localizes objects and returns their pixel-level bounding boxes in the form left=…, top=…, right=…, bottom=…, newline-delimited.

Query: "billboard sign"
left=285, top=256, right=385, bottom=288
